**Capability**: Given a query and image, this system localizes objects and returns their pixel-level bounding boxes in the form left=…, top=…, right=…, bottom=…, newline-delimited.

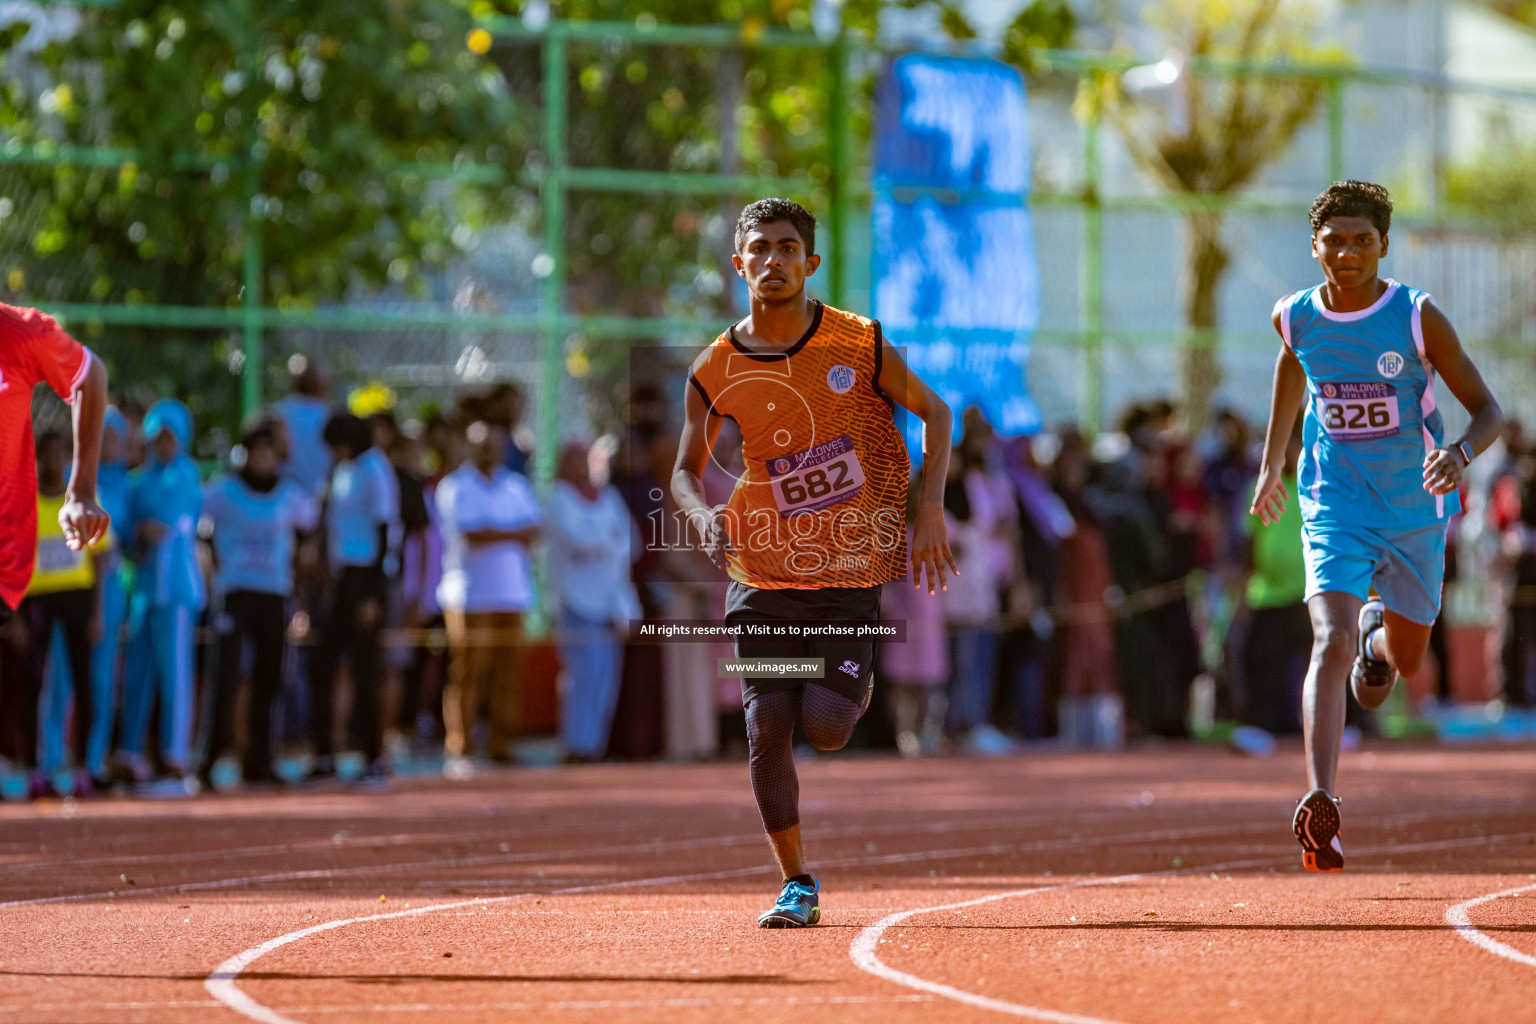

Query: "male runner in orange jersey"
left=673, top=198, right=956, bottom=928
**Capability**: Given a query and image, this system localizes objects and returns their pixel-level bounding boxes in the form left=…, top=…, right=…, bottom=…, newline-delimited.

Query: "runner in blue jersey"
left=1251, top=181, right=1503, bottom=873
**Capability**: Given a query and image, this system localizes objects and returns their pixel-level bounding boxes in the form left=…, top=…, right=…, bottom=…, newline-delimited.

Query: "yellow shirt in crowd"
left=27, top=492, right=110, bottom=596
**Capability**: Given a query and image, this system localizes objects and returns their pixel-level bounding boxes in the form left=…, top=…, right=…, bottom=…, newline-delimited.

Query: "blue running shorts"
left=1301, top=518, right=1449, bottom=625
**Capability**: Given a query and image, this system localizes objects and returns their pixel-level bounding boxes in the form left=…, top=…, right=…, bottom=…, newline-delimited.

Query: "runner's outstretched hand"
left=1422, top=448, right=1462, bottom=497
left=1249, top=463, right=1289, bottom=526
left=59, top=495, right=110, bottom=552
left=911, top=503, right=957, bottom=595
left=701, top=505, right=732, bottom=571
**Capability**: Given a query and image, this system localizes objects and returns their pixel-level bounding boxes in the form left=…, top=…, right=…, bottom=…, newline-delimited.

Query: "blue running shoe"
left=758, top=875, right=820, bottom=928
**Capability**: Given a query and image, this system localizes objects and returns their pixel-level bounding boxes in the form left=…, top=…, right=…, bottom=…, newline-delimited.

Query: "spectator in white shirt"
left=435, top=420, right=540, bottom=774
left=199, top=424, right=318, bottom=787
left=547, top=441, right=641, bottom=762
left=308, top=413, right=399, bottom=786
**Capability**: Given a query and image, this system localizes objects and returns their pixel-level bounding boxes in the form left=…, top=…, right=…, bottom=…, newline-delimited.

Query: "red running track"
left=1, top=744, right=1534, bottom=1023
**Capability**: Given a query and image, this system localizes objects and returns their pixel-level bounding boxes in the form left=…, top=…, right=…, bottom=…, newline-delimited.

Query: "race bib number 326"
left=1316, top=381, right=1400, bottom=440
left=766, top=433, right=867, bottom=517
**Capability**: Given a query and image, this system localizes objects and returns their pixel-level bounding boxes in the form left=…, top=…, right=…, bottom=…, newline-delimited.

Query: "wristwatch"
left=1455, top=440, right=1475, bottom=467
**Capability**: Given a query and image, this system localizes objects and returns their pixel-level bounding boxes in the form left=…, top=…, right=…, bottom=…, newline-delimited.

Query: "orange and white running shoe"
left=1293, top=788, right=1343, bottom=873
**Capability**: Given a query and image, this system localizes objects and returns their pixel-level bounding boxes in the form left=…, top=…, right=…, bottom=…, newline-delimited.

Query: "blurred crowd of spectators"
left=879, top=401, right=1257, bottom=757
left=4, top=358, right=1532, bottom=799
left=1, top=358, right=645, bottom=797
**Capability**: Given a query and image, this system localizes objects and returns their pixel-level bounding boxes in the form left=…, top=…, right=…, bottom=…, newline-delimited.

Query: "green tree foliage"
left=1001, top=0, right=1078, bottom=72
left=471, top=0, right=893, bottom=428
left=1446, top=141, right=1536, bottom=337
left=1447, top=143, right=1536, bottom=228
left=1105, top=0, right=1344, bottom=427
left=0, top=1, right=514, bottom=437
left=1482, top=0, right=1536, bottom=28
left=479, top=0, right=1070, bottom=427
left=480, top=0, right=886, bottom=318
left=0, top=0, right=1055, bottom=437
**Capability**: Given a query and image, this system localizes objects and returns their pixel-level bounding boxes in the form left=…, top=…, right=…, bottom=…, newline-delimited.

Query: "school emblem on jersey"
left=1377, top=352, right=1404, bottom=378
left=825, top=364, right=856, bottom=395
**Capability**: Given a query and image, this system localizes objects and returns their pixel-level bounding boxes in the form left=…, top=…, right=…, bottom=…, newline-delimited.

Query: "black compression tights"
left=746, top=684, right=866, bottom=834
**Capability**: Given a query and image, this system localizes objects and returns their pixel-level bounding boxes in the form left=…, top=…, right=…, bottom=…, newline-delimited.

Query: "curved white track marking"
left=204, top=823, right=1264, bottom=1024
left=208, top=897, right=494, bottom=1024
left=207, top=857, right=859, bottom=1024
left=847, top=852, right=1292, bottom=1024
left=1446, top=881, right=1536, bottom=968
left=852, top=831, right=1536, bottom=1020
left=852, top=878, right=1138, bottom=1024
left=197, top=823, right=1536, bottom=1024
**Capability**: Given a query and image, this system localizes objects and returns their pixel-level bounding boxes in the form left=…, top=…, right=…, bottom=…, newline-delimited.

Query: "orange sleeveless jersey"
left=689, top=302, right=910, bottom=589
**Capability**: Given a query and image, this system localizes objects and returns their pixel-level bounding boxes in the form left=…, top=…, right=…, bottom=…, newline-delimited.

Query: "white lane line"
left=851, top=830, right=1536, bottom=1021
left=0, top=831, right=770, bottom=909
left=13, top=809, right=1514, bottom=1023
left=852, top=879, right=1133, bottom=1024
left=0, top=809, right=1031, bottom=869
left=1, top=800, right=1493, bottom=899
left=200, top=822, right=1536, bottom=1024
left=0, top=833, right=463, bottom=873
left=1, top=996, right=932, bottom=1015
left=0, top=1002, right=223, bottom=1013
left=847, top=849, right=1300, bottom=1024
left=1446, top=881, right=1536, bottom=969
left=0, top=816, right=1269, bottom=910
left=204, top=858, right=914, bottom=1024
left=208, top=900, right=484, bottom=1024
left=246, top=994, right=937, bottom=1014
left=0, top=818, right=984, bottom=900
left=0, top=798, right=1519, bottom=873
left=203, top=822, right=1261, bottom=1024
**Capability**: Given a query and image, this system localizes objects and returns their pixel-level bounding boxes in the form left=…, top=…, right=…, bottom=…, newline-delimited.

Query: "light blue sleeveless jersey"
left=1279, top=278, right=1459, bottom=529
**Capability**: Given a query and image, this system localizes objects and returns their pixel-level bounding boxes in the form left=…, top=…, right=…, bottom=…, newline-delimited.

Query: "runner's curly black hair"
left=735, top=198, right=816, bottom=255
left=1309, top=180, right=1392, bottom=236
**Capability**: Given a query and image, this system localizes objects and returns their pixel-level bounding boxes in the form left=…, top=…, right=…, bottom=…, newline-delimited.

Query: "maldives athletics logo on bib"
left=1377, top=352, right=1405, bottom=378
left=826, top=364, right=856, bottom=394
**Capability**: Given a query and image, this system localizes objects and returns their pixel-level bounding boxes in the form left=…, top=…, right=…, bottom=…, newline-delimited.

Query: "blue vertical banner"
left=872, top=54, right=1041, bottom=450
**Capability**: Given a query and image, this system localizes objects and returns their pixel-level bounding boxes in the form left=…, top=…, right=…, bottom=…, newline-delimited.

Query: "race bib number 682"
left=1316, top=382, right=1400, bottom=441
left=766, top=433, right=867, bottom=517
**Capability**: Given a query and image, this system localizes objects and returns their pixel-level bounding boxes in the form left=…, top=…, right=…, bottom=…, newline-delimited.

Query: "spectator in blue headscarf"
left=117, top=400, right=205, bottom=791
left=40, top=407, right=134, bottom=787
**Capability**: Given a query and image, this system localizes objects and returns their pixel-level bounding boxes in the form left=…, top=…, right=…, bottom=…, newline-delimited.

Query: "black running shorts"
left=724, top=581, right=882, bottom=707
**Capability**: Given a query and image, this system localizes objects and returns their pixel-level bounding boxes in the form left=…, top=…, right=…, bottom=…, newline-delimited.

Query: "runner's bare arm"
left=1251, top=308, right=1308, bottom=526
left=671, top=377, right=728, bottom=568
left=61, top=355, right=110, bottom=551
left=875, top=335, right=957, bottom=594
left=1420, top=301, right=1502, bottom=497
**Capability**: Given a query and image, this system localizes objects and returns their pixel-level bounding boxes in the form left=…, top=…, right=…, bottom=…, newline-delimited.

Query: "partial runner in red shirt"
left=0, top=302, right=110, bottom=617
